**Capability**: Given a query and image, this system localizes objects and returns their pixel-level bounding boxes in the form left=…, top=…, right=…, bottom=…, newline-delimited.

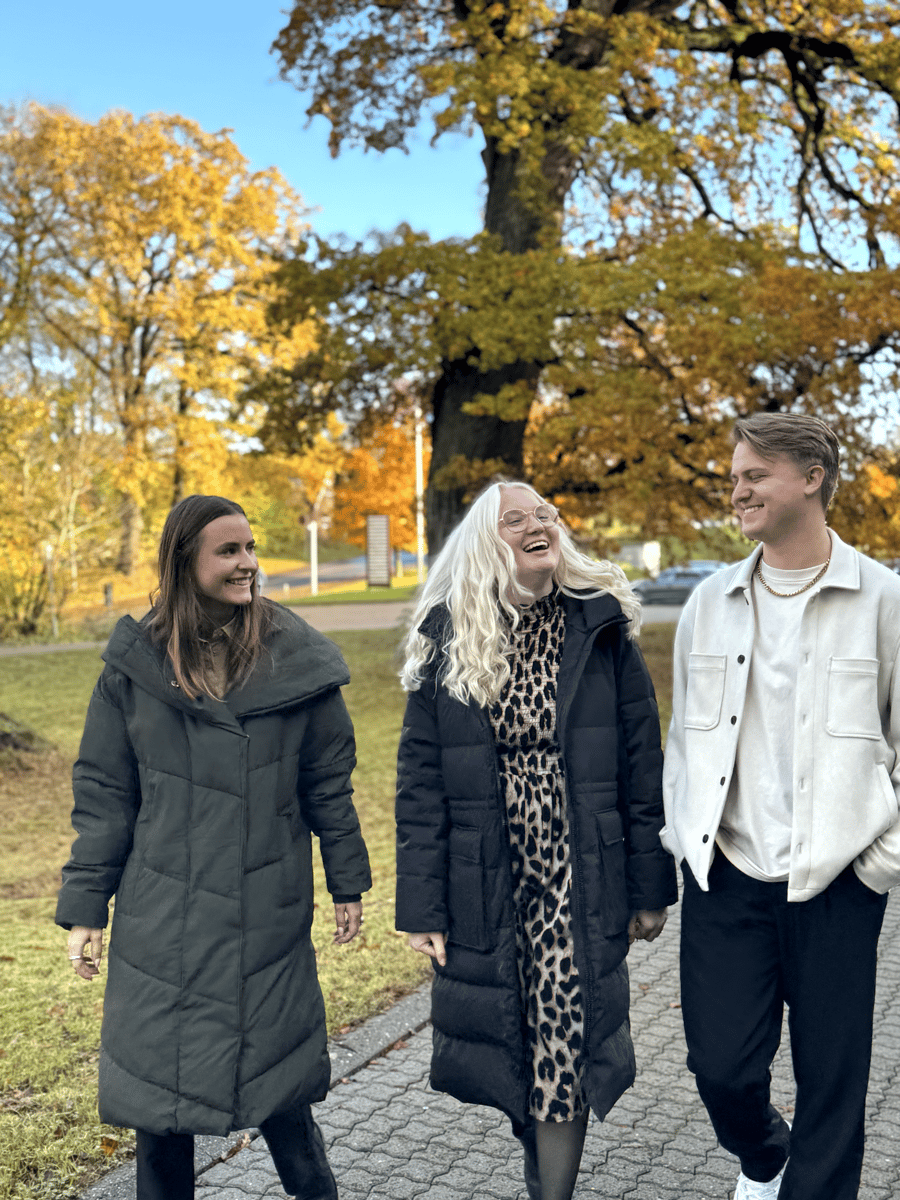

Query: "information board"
left=366, top=515, right=392, bottom=587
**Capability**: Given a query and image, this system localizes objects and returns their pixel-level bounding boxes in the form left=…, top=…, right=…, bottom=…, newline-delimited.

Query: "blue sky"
left=0, top=1, right=485, bottom=242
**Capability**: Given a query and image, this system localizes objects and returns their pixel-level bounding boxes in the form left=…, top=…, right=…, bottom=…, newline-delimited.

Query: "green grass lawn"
left=0, top=620, right=676, bottom=1199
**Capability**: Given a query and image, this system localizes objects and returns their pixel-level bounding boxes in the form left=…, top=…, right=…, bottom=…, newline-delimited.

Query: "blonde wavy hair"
left=400, top=481, right=641, bottom=706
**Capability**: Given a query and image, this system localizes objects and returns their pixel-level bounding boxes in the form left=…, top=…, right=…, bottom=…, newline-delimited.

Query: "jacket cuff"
left=627, top=855, right=680, bottom=912
left=331, top=893, right=362, bottom=905
left=54, top=894, right=110, bottom=931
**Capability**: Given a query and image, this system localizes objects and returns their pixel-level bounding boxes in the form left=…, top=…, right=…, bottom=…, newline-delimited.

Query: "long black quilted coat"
left=56, top=604, right=371, bottom=1136
left=395, top=592, right=677, bottom=1130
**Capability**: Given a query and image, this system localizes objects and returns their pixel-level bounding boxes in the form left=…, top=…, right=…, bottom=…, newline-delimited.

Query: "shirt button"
left=737, top=655, right=746, bottom=664
left=702, top=834, right=709, bottom=843
left=720, top=777, right=726, bottom=785
left=730, top=715, right=737, bottom=725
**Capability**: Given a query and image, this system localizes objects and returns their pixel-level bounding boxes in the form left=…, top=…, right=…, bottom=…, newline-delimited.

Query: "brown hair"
left=147, top=494, right=273, bottom=699
left=732, top=413, right=841, bottom=511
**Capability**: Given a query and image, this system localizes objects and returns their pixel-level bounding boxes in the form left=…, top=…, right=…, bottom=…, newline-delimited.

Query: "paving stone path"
left=83, top=889, right=900, bottom=1199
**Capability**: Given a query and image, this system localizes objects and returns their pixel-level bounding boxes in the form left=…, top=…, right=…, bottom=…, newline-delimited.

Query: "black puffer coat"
left=395, top=592, right=676, bottom=1130
left=56, top=604, right=371, bottom=1136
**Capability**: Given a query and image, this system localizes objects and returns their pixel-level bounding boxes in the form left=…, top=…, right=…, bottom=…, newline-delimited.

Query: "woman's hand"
left=67, top=927, right=104, bottom=981
left=408, top=932, right=447, bottom=967
left=333, top=901, right=363, bottom=944
left=628, top=908, right=668, bottom=945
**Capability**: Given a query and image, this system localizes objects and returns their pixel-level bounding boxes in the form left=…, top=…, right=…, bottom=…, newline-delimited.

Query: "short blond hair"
left=732, top=413, right=840, bottom=511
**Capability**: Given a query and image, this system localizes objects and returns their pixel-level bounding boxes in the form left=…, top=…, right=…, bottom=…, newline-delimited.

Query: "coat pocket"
left=447, top=826, right=489, bottom=952
left=684, top=654, right=727, bottom=730
left=825, top=658, right=881, bottom=739
left=596, top=809, right=629, bottom=935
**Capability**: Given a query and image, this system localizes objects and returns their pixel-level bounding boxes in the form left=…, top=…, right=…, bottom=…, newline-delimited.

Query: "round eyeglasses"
left=499, top=503, right=559, bottom=532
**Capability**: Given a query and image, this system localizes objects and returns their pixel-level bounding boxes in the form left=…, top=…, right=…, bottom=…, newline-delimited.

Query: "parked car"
left=632, top=561, right=729, bottom=605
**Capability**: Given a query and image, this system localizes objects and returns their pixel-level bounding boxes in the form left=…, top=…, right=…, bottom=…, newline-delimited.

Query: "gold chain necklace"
left=755, top=554, right=831, bottom=598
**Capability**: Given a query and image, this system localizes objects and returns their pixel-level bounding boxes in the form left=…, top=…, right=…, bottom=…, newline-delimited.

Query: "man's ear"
left=805, top=464, right=825, bottom=496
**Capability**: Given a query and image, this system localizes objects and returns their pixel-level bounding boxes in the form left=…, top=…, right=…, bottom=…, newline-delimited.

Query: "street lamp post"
left=307, top=473, right=332, bottom=598
left=307, top=518, right=319, bottom=597
left=414, top=402, right=426, bottom=583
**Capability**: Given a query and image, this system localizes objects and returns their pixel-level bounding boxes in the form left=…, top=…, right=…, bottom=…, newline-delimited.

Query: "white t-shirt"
left=716, top=556, right=830, bottom=882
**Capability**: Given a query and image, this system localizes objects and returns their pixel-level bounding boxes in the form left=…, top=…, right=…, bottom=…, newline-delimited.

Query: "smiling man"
left=662, top=413, right=900, bottom=1200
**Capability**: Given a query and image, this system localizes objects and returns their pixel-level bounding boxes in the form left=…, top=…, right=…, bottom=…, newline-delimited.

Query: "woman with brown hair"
left=57, top=494, right=371, bottom=1200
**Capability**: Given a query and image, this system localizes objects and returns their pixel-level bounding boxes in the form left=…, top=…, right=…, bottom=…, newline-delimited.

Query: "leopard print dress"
left=489, top=591, right=587, bottom=1122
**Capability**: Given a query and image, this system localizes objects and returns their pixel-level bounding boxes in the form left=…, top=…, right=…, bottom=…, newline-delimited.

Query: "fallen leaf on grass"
left=100, top=1136, right=118, bottom=1157
left=1, top=1086, right=36, bottom=1112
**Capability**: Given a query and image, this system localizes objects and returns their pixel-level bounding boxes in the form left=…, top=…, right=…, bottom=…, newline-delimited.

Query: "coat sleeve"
left=297, top=688, right=372, bottom=901
left=616, top=633, right=679, bottom=913
left=55, top=669, right=141, bottom=931
left=395, top=679, right=450, bottom=934
left=659, top=597, right=696, bottom=867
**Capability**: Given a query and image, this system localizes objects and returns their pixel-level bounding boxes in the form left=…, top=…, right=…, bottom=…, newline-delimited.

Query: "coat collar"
left=558, top=589, right=628, bottom=634
left=103, top=605, right=349, bottom=727
left=724, top=528, right=859, bottom=598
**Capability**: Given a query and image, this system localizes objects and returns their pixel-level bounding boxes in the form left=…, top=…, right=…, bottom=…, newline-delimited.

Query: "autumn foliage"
left=332, top=415, right=430, bottom=553
left=0, top=105, right=332, bottom=630
left=274, top=0, right=900, bottom=551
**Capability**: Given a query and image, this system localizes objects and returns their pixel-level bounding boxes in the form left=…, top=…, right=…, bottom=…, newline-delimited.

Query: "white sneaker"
left=733, top=1164, right=785, bottom=1199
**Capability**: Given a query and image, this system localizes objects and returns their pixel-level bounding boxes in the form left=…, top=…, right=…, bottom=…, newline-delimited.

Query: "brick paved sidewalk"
left=83, top=892, right=900, bottom=1199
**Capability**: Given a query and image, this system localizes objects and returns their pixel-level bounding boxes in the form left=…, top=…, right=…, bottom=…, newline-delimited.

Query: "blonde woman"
left=395, top=481, right=677, bottom=1200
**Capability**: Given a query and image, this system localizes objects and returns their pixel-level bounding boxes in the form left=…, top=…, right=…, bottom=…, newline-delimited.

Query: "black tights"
left=135, top=1103, right=337, bottom=1200
left=520, top=1110, right=590, bottom=1200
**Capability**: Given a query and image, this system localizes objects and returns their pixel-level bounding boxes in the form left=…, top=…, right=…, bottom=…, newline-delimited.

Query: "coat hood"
left=103, top=603, right=350, bottom=728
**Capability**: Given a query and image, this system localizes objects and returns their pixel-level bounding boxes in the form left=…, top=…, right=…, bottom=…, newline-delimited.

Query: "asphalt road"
left=263, top=553, right=421, bottom=592
left=0, top=599, right=682, bottom=657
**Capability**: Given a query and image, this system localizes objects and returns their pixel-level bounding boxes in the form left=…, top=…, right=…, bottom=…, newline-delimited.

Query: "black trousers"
left=135, top=1103, right=338, bottom=1200
left=681, top=852, right=887, bottom=1200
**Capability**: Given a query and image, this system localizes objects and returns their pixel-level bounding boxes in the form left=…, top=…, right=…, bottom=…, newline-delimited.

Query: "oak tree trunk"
left=115, top=399, right=145, bottom=576
left=171, top=382, right=191, bottom=507
left=425, top=137, right=575, bottom=553
left=116, top=491, right=143, bottom=576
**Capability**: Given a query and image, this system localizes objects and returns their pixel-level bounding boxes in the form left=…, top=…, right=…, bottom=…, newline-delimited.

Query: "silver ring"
left=68, top=954, right=84, bottom=960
